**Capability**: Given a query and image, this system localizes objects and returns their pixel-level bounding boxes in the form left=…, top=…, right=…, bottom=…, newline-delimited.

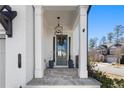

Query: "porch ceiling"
left=44, top=6, right=78, bottom=11
left=44, top=6, right=78, bottom=31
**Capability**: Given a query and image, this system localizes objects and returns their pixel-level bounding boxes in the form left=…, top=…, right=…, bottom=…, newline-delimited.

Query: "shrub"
left=88, top=61, right=124, bottom=88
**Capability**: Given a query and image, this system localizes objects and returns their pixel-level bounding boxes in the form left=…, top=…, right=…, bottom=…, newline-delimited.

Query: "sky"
left=88, top=5, right=124, bottom=45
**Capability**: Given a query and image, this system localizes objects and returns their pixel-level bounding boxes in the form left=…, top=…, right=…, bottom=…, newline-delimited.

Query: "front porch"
left=26, top=68, right=101, bottom=87
left=0, top=5, right=99, bottom=87
left=34, top=5, right=89, bottom=79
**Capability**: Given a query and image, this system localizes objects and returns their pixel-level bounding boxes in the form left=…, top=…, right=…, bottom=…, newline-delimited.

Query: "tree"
left=100, top=36, right=107, bottom=45
left=119, top=37, right=124, bottom=43
left=89, top=37, right=98, bottom=49
left=89, top=37, right=98, bottom=63
left=115, top=47, right=122, bottom=64
left=114, top=25, right=124, bottom=44
left=107, top=32, right=114, bottom=43
left=89, top=48, right=97, bottom=62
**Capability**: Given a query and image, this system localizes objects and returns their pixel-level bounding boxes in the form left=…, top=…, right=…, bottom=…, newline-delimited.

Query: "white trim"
left=78, top=6, right=88, bottom=78
left=34, top=5, right=44, bottom=78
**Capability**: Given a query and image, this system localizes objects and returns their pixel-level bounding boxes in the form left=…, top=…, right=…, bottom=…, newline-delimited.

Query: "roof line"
left=87, top=5, right=92, bottom=15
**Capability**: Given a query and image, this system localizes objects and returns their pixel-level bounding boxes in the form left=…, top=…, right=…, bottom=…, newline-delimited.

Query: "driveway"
left=95, top=63, right=124, bottom=79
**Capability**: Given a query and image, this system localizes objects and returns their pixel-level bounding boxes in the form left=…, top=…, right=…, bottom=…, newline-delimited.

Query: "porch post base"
left=78, top=70, right=88, bottom=78
left=35, top=70, right=44, bottom=78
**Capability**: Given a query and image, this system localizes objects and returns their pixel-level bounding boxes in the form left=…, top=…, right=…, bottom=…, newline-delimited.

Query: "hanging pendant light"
left=54, top=17, right=63, bottom=35
left=54, top=17, right=64, bottom=45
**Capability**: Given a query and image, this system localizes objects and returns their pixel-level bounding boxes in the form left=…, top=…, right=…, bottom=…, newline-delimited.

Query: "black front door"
left=56, top=35, right=67, bottom=66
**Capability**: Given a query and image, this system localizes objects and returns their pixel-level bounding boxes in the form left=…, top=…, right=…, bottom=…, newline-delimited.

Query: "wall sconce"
left=0, top=5, right=17, bottom=37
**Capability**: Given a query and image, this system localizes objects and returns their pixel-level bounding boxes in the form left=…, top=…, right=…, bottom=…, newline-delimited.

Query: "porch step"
left=26, top=68, right=101, bottom=88
left=44, top=68, right=78, bottom=78
left=26, top=78, right=101, bottom=88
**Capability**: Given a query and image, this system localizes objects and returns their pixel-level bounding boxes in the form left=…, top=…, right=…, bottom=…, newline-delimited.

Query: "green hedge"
left=88, top=62, right=124, bottom=88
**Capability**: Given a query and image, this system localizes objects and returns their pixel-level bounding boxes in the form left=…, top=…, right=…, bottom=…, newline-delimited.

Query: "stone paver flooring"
left=27, top=68, right=101, bottom=87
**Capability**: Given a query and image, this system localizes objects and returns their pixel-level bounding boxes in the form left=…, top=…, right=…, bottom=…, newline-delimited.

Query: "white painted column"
left=78, top=6, right=88, bottom=78
left=34, top=6, right=44, bottom=78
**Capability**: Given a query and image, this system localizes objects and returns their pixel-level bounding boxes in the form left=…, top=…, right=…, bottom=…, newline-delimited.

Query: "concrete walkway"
left=26, top=68, right=101, bottom=88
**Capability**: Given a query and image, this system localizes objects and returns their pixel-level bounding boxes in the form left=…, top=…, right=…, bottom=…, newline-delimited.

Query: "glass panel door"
left=56, top=35, right=67, bottom=66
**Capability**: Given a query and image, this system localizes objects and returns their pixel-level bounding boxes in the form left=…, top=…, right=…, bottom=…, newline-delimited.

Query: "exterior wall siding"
left=5, top=5, right=34, bottom=87
left=73, top=23, right=79, bottom=67
left=25, top=6, right=34, bottom=83
left=0, top=35, right=5, bottom=88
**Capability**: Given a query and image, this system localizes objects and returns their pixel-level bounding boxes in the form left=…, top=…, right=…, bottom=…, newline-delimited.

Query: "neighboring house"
left=96, top=45, right=108, bottom=55
left=0, top=5, right=94, bottom=88
left=95, top=43, right=124, bottom=63
left=108, top=44, right=124, bottom=63
left=92, top=45, right=108, bottom=62
left=109, top=43, right=124, bottom=55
